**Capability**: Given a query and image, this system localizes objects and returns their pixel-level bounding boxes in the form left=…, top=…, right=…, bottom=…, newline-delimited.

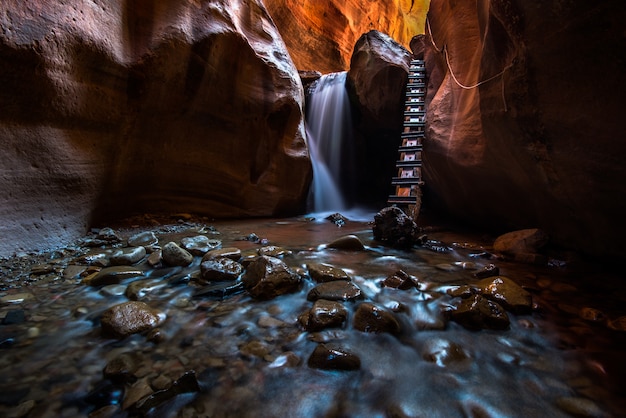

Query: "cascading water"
left=305, top=72, right=355, bottom=213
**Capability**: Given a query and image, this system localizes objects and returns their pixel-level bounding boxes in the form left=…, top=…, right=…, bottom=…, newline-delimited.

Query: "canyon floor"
left=0, top=211, right=624, bottom=417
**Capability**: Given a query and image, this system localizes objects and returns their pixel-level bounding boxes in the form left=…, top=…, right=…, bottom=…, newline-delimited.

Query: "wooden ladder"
left=387, top=59, right=426, bottom=218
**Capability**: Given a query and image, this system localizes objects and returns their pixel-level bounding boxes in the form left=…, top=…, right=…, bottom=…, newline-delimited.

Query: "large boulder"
left=424, top=0, right=626, bottom=258
left=0, top=0, right=311, bottom=257
left=346, top=31, right=412, bottom=205
left=264, top=0, right=428, bottom=73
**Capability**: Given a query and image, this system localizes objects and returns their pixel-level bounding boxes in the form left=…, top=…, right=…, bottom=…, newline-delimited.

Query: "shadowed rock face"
left=424, top=0, right=626, bottom=257
left=264, top=0, right=428, bottom=72
left=0, top=0, right=311, bottom=256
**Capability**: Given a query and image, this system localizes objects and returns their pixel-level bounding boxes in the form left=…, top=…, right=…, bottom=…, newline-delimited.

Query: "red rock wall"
left=424, top=0, right=626, bottom=257
left=264, top=0, right=428, bottom=72
left=0, top=0, right=311, bottom=256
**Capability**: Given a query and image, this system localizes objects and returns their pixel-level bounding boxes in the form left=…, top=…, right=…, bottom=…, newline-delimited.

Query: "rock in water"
left=307, top=344, right=361, bottom=371
left=161, top=242, right=193, bottom=267
left=372, top=207, right=421, bottom=248
left=242, top=256, right=301, bottom=299
left=100, top=302, right=166, bottom=339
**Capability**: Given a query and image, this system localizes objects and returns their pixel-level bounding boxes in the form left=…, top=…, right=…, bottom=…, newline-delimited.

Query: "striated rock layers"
left=0, top=0, right=311, bottom=257
left=424, top=0, right=626, bottom=257
left=264, top=0, right=427, bottom=73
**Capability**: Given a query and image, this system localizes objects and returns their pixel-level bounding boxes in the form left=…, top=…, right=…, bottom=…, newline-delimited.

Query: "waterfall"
left=305, top=71, right=354, bottom=213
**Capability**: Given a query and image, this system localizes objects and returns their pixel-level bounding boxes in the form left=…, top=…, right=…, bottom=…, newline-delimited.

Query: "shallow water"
left=0, top=213, right=624, bottom=417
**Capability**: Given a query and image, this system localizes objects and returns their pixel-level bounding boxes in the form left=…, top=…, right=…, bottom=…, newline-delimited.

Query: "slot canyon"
left=1, top=1, right=625, bottom=417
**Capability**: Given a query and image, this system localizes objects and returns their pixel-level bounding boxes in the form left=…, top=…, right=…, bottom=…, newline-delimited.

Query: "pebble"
left=307, top=343, right=361, bottom=371
left=161, top=242, right=193, bottom=267
left=181, top=235, right=221, bottom=256
left=86, top=266, right=144, bottom=286
left=326, top=235, right=365, bottom=251
left=128, top=231, right=159, bottom=248
left=109, top=246, right=146, bottom=266
left=0, top=293, right=34, bottom=304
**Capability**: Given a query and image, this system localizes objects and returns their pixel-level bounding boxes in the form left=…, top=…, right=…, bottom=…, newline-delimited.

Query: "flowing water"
left=306, top=72, right=355, bottom=212
left=0, top=213, right=624, bottom=417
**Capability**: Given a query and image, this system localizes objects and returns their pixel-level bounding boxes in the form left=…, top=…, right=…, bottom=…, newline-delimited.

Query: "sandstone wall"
left=264, top=0, right=428, bottom=73
left=424, top=0, right=626, bottom=257
left=0, top=0, right=311, bottom=256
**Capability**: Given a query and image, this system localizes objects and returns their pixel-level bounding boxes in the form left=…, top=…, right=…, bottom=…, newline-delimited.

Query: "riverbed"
left=0, top=211, right=624, bottom=417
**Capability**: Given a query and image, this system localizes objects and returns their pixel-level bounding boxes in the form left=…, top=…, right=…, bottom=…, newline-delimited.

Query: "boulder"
left=493, top=229, right=549, bottom=257
left=424, top=0, right=626, bottom=258
left=347, top=31, right=413, bottom=204
left=372, top=206, right=421, bottom=249
left=0, top=0, right=311, bottom=258
left=478, top=276, right=533, bottom=315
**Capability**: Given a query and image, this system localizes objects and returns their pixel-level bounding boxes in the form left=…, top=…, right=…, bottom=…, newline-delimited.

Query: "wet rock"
left=85, top=380, right=125, bottom=411
left=307, top=263, right=351, bottom=283
left=63, top=265, right=87, bottom=280
left=193, top=281, right=245, bottom=300
left=372, top=206, right=420, bottom=248
left=239, top=340, right=271, bottom=359
left=579, top=307, right=606, bottom=323
left=2, top=309, right=25, bottom=325
left=181, top=235, right=221, bottom=256
left=447, top=285, right=478, bottom=299
left=422, top=240, right=453, bottom=253
left=103, top=353, right=139, bottom=384
left=422, top=338, right=471, bottom=367
left=382, top=269, right=418, bottom=290
left=242, top=256, right=302, bottom=299
left=447, top=295, right=510, bottom=331
left=0, top=292, right=34, bottom=304
left=258, top=245, right=292, bottom=257
left=161, top=242, right=193, bottom=267
left=133, top=371, right=200, bottom=416
left=200, top=257, right=243, bottom=282
left=30, top=263, right=54, bottom=275
left=555, top=396, right=605, bottom=417
left=353, top=302, right=401, bottom=335
left=86, top=266, right=144, bottom=287
left=100, top=301, right=166, bottom=339
left=478, top=276, right=533, bottom=314
left=307, top=343, right=361, bottom=371
left=494, top=229, right=548, bottom=257
left=100, top=284, right=127, bottom=297
left=96, top=228, right=122, bottom=244
left=474, top=263, right=500, bottom=279
left=203, top=247, right=242, bottom=262
left=122, top=378, right=154, bottom=411
left=109, top=246, right=146, bottom=266
left=607, top=316, right=626, bottom=331
left=327, top=235, right=365, bottom=251
left=127, top=231, right=158, bottom=248
left=147, top=250, right=162, bottom=267
left=268, top=352, right=301, bottom=368
left=298, top=299, right=348, bottom=332
left=326, top=212, right=348, bottom=227
left=125, top=279, right=167, bottom=300
left=307, top=281, right=363, bottom=302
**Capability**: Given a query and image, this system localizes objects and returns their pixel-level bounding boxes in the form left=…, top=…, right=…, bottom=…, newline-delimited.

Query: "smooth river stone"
left=307, top=281, right=362, bottom=302
left=306, top=263, right=351, bottom=283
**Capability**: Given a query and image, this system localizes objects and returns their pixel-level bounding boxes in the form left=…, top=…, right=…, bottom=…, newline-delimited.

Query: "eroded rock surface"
left=424, top=0, right=626, bottom=258
left=0, top=0, right=311, bottom=257
left=264, top=0, right=427, bottom=72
